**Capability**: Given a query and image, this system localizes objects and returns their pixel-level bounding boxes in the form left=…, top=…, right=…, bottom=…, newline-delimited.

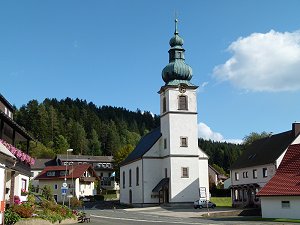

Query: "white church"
left=120, top=20, right=209, bottom=206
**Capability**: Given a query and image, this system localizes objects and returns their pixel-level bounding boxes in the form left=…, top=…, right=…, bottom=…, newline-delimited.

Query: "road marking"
left=91, top=214, right=213, bottom=224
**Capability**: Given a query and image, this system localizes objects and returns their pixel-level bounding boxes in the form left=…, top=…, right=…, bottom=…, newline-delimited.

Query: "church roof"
left=121, top=127, right=161, bottom=166
left=230, top=130, right=296, bottom=170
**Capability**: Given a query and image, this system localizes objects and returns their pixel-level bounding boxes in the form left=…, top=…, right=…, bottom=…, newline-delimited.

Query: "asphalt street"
left=82, top=207, right=300, bottom=225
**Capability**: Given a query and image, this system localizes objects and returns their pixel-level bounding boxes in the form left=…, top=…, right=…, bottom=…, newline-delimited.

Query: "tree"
left=54, top=135, right=70, bottom=154
left=243, top=131, right=271, bottom=146
left=89, top=129, right=101, bottom=156
left=29, top=141, right=55, bottom=159
left=113, top=144, right=134, bottom=182
left=68, top=121, right=88, bottom=155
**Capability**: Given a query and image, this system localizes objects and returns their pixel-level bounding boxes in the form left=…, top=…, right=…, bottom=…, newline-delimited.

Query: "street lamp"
left=63, top=149, right=73, bottom=206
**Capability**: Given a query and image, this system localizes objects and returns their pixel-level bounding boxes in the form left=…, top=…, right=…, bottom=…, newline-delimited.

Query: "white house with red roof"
left=258, top=143, right=300, bottom=219
left=35, top=164, right=99, bottom=203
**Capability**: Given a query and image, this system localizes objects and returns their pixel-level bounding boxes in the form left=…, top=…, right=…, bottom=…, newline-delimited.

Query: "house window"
left=178, top=95, right=188, bottom=110
left=54, top=184, right=58, bottom=190
left=47, top=171, right=56, bottom=177
left=243, top=172, right=248, bottom=178
left=100, top=172, right=103, bottom=177
left=165, top=168, right=168, bottom=178
left=4, top=107, right=7, bottom=115
left=235, top=172, right=239, bottom=181
left=21, top=179, right=27, bottom=190
left=136, top=167, right=139, bottom=186
left=253, top=169, right=257, bottom=179
left=129, top=169, right=132, bottom=187
left=122, top=171, right=125, bottom=188
left=282, top=201, right=290, bottom=208
left=163, top=97, right=166, bottom=113
left=181, top=167, right=189, bottom=178
left=180, top=137, right=188, bottom=147
left=60, top=171, right=68, bottom=176
left=263, top=168, right=268, bottom=177
left=164, top=138, right=167, bottom=149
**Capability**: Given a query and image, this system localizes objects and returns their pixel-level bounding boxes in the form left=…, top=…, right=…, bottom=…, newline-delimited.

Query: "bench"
left=78, top=213, right=91, bottom=223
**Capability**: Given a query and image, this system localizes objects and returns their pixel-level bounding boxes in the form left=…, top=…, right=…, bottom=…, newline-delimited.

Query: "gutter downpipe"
left=142, top=158, right=144, bottom=206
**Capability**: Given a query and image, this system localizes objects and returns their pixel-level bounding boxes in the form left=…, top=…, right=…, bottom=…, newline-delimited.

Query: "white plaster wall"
left=143, top=158, right=163, bottom=204
left=0, top=166, right=5, bottom=225
left=39, top=178, right=96, bottom=203
left=160, top=88, right=197, bottom=114
left=261, top=196, right=300, bottom=219
left=120, top=160, right=143, bottom=204
left=199, top=158, right=209, bottom=200
left=144, top=137, right=162, bottom=157
left=14, top=173, right=29, bottom=202
left=170, top=157, right=199, bottom=202
left=30, top=170, right=42, bottom=187
left=231, top=163, right=276, bottom=188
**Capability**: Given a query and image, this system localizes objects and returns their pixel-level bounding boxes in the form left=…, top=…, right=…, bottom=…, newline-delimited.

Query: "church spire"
left=162, top=19, right=193, bottom=86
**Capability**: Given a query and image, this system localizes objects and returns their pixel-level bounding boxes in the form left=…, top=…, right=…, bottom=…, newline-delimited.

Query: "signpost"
left=199, top=187, right=209, bottom=216
left=61, top=186, right=68, bottom=205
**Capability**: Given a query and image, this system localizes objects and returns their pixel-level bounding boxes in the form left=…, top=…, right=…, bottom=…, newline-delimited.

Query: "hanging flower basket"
left=21, top=189, right=28, bottom=196
left=0, top=139, right=35, bottom=165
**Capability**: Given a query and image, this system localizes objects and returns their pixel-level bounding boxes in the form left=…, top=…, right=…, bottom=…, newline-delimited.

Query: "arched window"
left=129, top=189, right=132, bottom=204
left=162, top=97, right=166, bottom=113
left=178, top=95, right=188, bottom=110
left=122, top=171, right=125, bottom=188
left=136, top=167, right=139, bottom=186
left=129, top=169, right=132, bottom=187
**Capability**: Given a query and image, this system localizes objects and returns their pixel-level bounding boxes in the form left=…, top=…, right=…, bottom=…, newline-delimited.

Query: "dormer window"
left=178, top=95, right=188, bottom=110
left=47, top=171, right=56, bottom=177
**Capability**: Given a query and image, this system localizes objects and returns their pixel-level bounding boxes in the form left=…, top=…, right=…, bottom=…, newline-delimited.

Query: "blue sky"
left=1, top=0, right=300, bottom=143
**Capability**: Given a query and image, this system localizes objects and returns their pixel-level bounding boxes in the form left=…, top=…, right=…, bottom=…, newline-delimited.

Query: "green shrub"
left=4, top=208, right=21, bottom=225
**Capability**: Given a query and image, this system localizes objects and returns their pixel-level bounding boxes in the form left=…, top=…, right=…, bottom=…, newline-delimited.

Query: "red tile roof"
left=35, top=164, right=99, bottom=180
left=258, top=144, right=300, bottom=196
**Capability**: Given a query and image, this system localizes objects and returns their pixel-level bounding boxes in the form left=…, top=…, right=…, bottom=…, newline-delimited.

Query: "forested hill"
left=15, top=98, right=159, bottom=158
left=15, top=97, right=244, bottom=173
left=199, top=138, right=244, bottom=173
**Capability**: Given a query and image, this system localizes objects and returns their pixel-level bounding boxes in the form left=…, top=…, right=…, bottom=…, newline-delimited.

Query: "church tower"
left=159, top=19, right=202, bottom=202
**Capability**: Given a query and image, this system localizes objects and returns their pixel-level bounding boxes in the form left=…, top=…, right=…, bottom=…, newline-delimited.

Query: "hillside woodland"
left=15, top=98, right=244, bottom=173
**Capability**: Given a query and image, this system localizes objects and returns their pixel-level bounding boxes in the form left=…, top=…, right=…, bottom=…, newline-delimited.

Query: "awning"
left=152, top=178, right=169, bottom=192
left=0, top=142, right=16, bottom=159
left=229, top=183, right=259, bottom=189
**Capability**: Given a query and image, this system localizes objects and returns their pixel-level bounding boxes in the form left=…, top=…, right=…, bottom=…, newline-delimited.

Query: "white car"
left=194, top=199, right=216, bottom=209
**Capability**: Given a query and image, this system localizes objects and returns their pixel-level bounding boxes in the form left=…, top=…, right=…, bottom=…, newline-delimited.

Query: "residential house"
left=208, top=164, right=228, bottom=187
left=30, top=158, right=57, bottom=190
left=55, top=154, right=118, bottom=190
left=258, top=143, right=300, bottom=219
left=120, top=20, right=209, bottom=206
left=230, top=123, right=300, bottom=208
left=0, top=94, right=35, bottom=209
left=35, top=164, right=99, bottom=203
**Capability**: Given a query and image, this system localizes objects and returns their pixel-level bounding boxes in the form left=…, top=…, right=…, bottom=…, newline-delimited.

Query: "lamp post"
left=62, top=149, right=73, bottom=206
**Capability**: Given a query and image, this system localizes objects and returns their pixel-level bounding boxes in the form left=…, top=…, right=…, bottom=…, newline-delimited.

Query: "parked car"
left=194, top=199, right=216, bottom=209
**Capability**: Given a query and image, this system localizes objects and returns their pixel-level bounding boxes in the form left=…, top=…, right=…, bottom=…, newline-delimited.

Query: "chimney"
left=292, top=122, right=300, bottom=137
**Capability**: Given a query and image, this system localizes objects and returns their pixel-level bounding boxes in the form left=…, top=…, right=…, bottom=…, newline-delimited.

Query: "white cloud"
left=213, top=30, right=300, bottom=92
left=198, top=122, right=243, bottom=144
left=198, top=122, right=224, bottom=142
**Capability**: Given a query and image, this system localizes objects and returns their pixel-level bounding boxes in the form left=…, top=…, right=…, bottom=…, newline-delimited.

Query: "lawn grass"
left=210, top=197, right=232, bottom=207
left=104, top=193, right=117, bottom=200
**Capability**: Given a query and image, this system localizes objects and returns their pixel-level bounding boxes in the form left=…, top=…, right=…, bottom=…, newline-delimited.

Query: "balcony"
left=80, top=177, right=96, bottom=182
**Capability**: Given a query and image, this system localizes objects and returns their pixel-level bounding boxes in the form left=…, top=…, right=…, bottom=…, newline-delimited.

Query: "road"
left=82, top=206, right=299, bottom=225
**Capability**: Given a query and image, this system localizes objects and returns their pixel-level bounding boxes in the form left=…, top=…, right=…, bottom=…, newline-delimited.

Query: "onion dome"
left=162, top=19, right=193, bottom=85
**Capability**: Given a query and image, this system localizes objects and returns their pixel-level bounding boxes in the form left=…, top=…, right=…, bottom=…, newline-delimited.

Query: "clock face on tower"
left=179, top=86, right=186, bottom=93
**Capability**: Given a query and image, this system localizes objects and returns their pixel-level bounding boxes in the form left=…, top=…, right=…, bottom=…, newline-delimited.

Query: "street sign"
left=61, top=188, right=67, bottom=195
left=200, top=187, right=206, bottom=198
left=62, top=182, right=68, bottom=188
left=61, top=186, right=68, bottom=195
